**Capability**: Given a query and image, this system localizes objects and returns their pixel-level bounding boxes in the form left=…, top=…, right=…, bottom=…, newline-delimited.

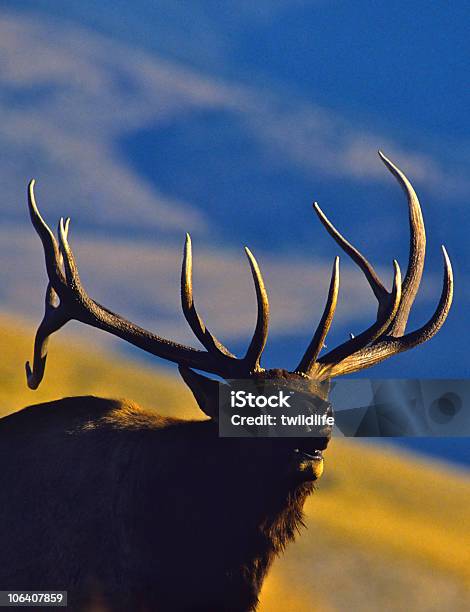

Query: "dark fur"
left=0, top=396, right=328, bottom=611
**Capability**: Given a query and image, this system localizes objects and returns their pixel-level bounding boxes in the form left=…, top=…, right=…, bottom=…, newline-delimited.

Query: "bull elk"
left=0, top=152, right=453, bottom=611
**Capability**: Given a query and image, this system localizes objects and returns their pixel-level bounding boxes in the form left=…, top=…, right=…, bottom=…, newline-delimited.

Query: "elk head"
left=25, top=152, right=453, bottom=483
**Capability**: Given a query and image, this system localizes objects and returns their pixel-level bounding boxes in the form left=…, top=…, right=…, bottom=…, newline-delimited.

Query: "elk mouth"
left=293, top=448, right=324, bottom=481
left=296, top=449, right=323, bottom=460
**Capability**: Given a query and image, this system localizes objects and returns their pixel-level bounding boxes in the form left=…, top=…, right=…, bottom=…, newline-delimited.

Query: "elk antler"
left=26, top=182, right=269, bottom=388
left=297, top=151, right=453, bottom=379
left=26, top=151, right=453, bottom=390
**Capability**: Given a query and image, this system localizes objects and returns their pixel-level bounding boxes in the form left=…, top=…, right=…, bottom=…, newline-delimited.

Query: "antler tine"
left=58, top=217, right=83, bottom=289
left=243, top=247, right=269, bottom=372
left=317, top=260, right=402, bottom=369
left=321, top=247, right=452, bottom=378
left=378, top=151, right=426, bottom=336
left=313, top=202, right=388, bottom=306
left=27, top=180, right=66, bottom=293
left=296, top=256, right=340, bottom=375
left=181, top=234, right=235, bottom=358
left=25, top=310, right=65, bottom=389
left=25, top=190, right=71, bottom=389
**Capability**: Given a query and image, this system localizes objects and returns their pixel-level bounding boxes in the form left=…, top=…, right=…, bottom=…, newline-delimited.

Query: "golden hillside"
left=1, top=314, right=469, bottom=611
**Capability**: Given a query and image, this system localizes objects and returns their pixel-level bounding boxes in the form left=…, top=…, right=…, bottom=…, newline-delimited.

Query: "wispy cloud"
left=0, top=12, right=237, bottom=235
left=0, top=9, right=456, bottom=349
left=243, top=102, right=470, bottom=197
left=1, top=8, right=467, bottom=245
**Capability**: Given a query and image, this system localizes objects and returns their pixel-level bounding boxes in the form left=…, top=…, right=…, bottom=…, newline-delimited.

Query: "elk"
left=0, top=152, right=453, bottom=611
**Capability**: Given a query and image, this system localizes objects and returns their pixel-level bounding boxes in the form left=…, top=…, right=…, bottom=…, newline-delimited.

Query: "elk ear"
left=178, top=366, right=220, bottom=420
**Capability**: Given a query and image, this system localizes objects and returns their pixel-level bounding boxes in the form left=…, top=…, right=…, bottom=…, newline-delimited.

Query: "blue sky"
left=0, top=3, right=469, bottom=461
left=8, top=1, right=468, bottom=143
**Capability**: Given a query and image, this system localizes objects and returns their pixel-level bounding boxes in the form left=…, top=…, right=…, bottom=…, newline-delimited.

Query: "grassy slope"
left=1, top=314, right=469, bottom=611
